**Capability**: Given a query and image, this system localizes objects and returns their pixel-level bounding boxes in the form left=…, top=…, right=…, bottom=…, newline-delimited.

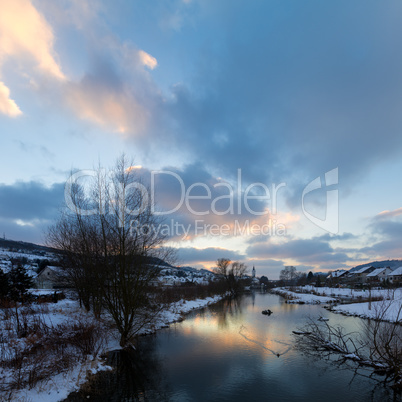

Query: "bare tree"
left=295, top=299, right=402, bottom=391
left=279, top=266, right=298, bottom=286
left=214, top=259, right=248, bottom=296
left=47, top=155, right=173, bottom=346
left=214, top=258, right=231, bottom=277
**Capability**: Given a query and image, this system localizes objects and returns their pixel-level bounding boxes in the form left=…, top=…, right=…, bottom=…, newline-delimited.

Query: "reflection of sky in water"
left=154, top=293, right=397, bottom=402
left=66, top=293, right=399, bottom=401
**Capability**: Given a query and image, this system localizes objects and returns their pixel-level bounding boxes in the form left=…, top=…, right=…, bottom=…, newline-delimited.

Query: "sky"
left=1, top=0, right=402, bottom=279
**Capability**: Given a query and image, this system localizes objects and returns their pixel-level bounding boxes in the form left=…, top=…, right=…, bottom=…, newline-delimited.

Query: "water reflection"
left=65, top=292, right=401, bottom=401
left=65, top=338, right=170, bottom=401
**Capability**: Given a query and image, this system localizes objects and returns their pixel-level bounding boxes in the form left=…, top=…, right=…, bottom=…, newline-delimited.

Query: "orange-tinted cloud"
left=66, top=81, right=148, bottom=135
left=0, top=0, right=65, bottom=116
left=0, top=0, right=65, bottom=79
left=375, top=207, right=402, bottom=220
left=0, top=81, right=22, bottom=117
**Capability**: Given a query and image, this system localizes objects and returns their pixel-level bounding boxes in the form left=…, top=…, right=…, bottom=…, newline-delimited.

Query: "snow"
left=145, top=294, right=227, bottom=334
left=274, top=288, right=337, bottom=304
left=0, top=292, right=227, bottom=401
left=274, top=286, right=402, bottom=322
left=0, top=249, right=55, bottom=261
left=10, top=358, right=113, bottom=402
left=343, top=353, right=360, bottom=360
left=388, top=266, right=402, bottom=276
left=328, top=270, right=346, bottom=278
left=332, top=298, right=402, bottom=323
left=296, top=285, right=402, bottom=301
left=353, top=266, right=372, bottom=274
left=366, top=268, right=387, bottom=277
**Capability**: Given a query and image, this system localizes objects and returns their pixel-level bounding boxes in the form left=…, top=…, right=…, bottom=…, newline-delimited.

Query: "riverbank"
left=272, top=286, right=402, bottom=323
left=62, top=292, right=400, bottom=402
left=272, top=287, right=337, bottom=304
left=1, top=293, right=228, bottom=402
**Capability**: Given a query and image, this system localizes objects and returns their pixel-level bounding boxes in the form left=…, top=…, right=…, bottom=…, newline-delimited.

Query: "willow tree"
left=47, top=155, right=172, bottom=346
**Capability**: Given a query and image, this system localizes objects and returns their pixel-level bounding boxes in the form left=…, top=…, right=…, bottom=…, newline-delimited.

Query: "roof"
left=388, top=266, right=402, bottom=276
left=330, top=270, right=346, bottom=278
left=367, top=268, right=387, bottom=277
left=353, top=266, right=372, bottom=274
left=37, top=265, right=64, bottom=276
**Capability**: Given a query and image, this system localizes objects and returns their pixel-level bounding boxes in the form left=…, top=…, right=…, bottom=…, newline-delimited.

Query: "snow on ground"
left=274, top=287, right=337, bottom=304
left=302, top=285, right=402, bottom=301
left=274, top=286, right=402, bottom=322
left=0, top=293, right=227, bottom=401
left=141, top=294, right=227, bottom=334
left=0, top=249, right=54, bottom=261
left=10, top=357, right=113, bottom=402
left=275, top=286, right=402, bottom=303
left=331, top=298, right=402, bottom=323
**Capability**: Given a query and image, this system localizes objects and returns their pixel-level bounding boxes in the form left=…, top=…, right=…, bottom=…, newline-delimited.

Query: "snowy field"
left=301, top=285, right=402, bottom=300
left=275, top=286, right=402, bottom=303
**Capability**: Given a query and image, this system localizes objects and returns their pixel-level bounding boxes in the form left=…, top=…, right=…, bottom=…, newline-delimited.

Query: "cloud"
left=0, top=180, right=64, bottom=243
left=138, top=50, right=158, bottom=70
left=0, top=0, right=65, bottom=78
left=176, top=246, right=245, bottom=267
left=0, top=181, right=64, bottom=221
left=246, top=236, right=352, bottom=268
left=135, top=163, right=283, bottom=243
left=0, top=0, right=65, bottom=116
left=63, top=35, right=161, bottom=134
left=0, top=82, right=22, bottom=117
left=374, top=207, right=402, bottom=220
left=145, top=0, right=402, bottom=209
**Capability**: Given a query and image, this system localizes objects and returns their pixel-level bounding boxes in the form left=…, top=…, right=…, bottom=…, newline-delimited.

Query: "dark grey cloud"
left=358, top=236, right=402, bottom=259
left=359, top=215, right=402, bottom=258
left=246, top=237, right=352, bottom=267
left=137, top=163, right=274, bottom=242
left=0, top=181, right=64, bottom=244
left=176, top=247, right=245, bottom=266
left=0, top=181, right=64, bottom=221
left=369, top=219, right=402, bottom=239
left=147, top=0, right=402, bottom=210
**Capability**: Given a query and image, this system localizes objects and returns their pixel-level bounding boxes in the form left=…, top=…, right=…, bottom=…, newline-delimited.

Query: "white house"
left=350, top=266, right=376, bottom=284
left=35, top=266, right=65, bottom=289
left=366, top=267, right=392, bottom=283
left=387, top=267, right=402, bottom=284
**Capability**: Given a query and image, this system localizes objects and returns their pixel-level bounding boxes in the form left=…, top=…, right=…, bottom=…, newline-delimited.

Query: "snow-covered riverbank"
left=273, top=286, right=402, bottom=323
left=1, top=293, right=227, bottom=401
left=330, top=298, right=402, bottom=323
left=272, top=287, right=337, bottom=304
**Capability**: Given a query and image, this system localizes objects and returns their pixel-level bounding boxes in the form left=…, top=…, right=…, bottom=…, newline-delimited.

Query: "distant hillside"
left=349, top=259, right=402, bottom=273
left=146, top=256, right=175, bottom=268
left=0, top=238, right=58, bottom=254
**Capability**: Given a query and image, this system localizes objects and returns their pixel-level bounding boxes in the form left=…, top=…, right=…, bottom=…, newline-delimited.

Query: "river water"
left=66, top=292, right=400, bottom=401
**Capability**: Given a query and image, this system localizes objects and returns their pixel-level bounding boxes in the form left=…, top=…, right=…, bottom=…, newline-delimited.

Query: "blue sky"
left=1, top=0, right=402, bottom=278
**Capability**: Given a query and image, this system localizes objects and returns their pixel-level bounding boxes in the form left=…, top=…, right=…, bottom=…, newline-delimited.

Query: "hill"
left=0, top=238, right=58, bottom=255
left=349, top=259, right=402, bottom=273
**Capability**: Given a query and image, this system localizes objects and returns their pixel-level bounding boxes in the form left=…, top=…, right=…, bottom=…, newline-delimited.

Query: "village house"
left=326, top=270, right=347, bottom=286
left=387, top=267, right=402, bottom=284
left=366, top=267, right=393, bottom=284
left=348, top=266, right=376, bottom=285
left=35, top=266, right=66, bottom=289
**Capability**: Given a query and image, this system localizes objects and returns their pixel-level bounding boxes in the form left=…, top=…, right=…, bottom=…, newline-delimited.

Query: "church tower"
left=252, top=266, right=256, bottom=278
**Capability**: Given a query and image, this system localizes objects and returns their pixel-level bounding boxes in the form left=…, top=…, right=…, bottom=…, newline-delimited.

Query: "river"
left=66, top=292, right=401, bottom=401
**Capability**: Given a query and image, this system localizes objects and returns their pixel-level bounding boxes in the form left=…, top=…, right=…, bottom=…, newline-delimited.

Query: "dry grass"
left=0, top=302, right=108, bottom=395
